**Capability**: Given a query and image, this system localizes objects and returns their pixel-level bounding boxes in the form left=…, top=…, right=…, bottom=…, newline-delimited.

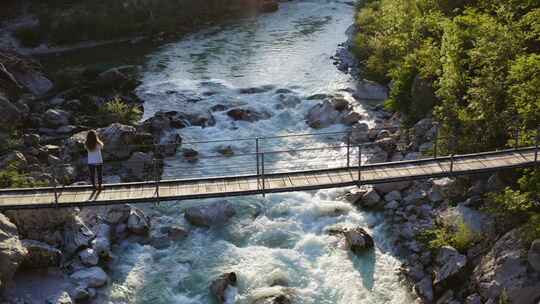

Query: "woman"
left=85, top=130, right=104, bottom=190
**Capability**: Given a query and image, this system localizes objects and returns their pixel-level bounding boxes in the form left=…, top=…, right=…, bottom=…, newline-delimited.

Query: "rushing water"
left=107, top=1, right=414, bottom=303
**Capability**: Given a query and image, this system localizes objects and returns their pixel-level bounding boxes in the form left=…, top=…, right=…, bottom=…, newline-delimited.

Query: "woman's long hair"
left=85, top=130, right=103, bottom=151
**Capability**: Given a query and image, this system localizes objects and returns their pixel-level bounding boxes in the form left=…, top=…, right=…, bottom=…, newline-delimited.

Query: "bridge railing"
left=12, top=125, right=540, bottom=203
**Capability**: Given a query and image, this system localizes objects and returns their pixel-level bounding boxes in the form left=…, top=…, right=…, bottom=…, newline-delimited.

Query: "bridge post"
left=346, top=132, right=351, bottom=168
left=515, top=128, right=520, bottom=150
left=534, top=128, right=540, bottom=168
left=53, top=178, right=59, bottom=207
left=154, top=159, right=160, bottom=204
left=450, top=154, right=455, bottom=174
left=261, top=152, right=266, bottom=197
left=357, top=145, right=362, bottom=186
left=433, top=122, right=439, bottom=159
left=256, top=138, right=260, bottom=190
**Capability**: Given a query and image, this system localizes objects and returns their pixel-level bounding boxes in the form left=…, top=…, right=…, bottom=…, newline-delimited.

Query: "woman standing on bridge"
left=86, top=130, right=104, bottom=190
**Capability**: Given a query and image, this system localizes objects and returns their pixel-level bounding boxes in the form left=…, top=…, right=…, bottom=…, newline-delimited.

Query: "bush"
left=13, top=26, right=43, bottom=48
left=418, top=218, right=479, bottom=253
left=0, top=166, right=45, bottom=188
left=98, top=96, right=142, bottom=125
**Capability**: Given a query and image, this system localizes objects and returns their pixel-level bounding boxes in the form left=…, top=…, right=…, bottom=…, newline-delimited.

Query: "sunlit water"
left=107, top=1, right=414, bottom=303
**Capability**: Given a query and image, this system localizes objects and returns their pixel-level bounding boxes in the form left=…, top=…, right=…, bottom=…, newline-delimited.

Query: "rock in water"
left=92, top=223, right=112, bottom=259
left=127, top=207, right=151, bottom=235
left=344, top=227, right=374, bottom=254
left=0, top=213, right=28, bottom=290
left=210, top=272, right=237, bottom=303
left=70, top=266, right=108, bottom=288
left=79, top=248, right=99, bottom=266
left=184, top=202, right=236, bottom=227
left=227, top=108, right=271, bottom=122
left=20, top=239, right=62, bottom=268
left=433, top=246, right=467, bottom=285
left=47, top=291, right=73, bottom=304
left=63, top=216, right=95, bottom=258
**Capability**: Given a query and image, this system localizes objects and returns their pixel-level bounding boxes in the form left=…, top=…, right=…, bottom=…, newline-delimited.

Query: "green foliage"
left=99, top=96, right=142, bottom=125
left=0, top=165, right=45, bottom=188
left=354, top=0, right=540, bottom=152
left=418, top=217, right=479, bottom=253
left=14, top=26, right=43, bottom=48
left=485, top=170, right=540, bottom=241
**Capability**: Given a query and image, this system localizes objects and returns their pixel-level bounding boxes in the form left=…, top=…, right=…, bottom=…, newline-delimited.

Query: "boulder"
left=70, top=266, right=108, bottom=288
left=127, top=207, right=151, bottom=235
left=157, top=133, right=182, bottom=157
left=12, top=70, right=53, bottom=96
left=47, top=291, right=73, bottom=304
left=353, top=80, right=388, bottom=100
left=527, top=239, right=540, bottom=272
left=358, top=187, right=382, bottom=209
left=160, top=225, right=188, bottom=241
left=414, top=276, right=434, bottom=303
left=4, top=209, right=77, bottom=242
left=184, top=202, right=236, bottom=227
left=63, top=123, right=149, bottom=161
left=384, top=191, right=401, bottom=202
left=43, top=109, right=71, bottom=128
left=433, top=246, right=467, bottom=285
left=305, top=101, right=342, bottom=129
left=472, top=229, right=530, bottom=301
left=92, top=223, right=112, bottom=258
left=79, top=248, right=99, bottom=266
left=412, top=118, right=434, bottom=142
left=227, top=108, right=271, bottom=122
left=104, top=205, right=131, bottom=225
left=375, top=137, right=397, bottom=154
left=350, top=123, right=370, bottom=144
left=364, top=146, right=388, bottom=164
left=210, top=272, right=237, bottom=303
left=20, top=239, right=62, bottom=269
left=373, top=180, right=412, bottom=194
left=0, top=95, right=23, bottom=128
left=430, top=177, right=464, bottom=201
left=259, top=0, right=279, bottom=13
left=63, top=216, right=95, bottom=258
left=486, top=173, right=505, bottom=192
left=0, top=213, right=28, bottom=290
left=344, top=227, right=374, bottom=254
left=124, top=152, right=155, bottom=181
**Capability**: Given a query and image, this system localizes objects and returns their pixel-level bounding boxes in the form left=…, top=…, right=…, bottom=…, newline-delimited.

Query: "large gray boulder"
left=350, top=122, right=370, bottom=144
left=0, top=213, right=28, bottom=290
left=185, top=202, right=236, bottom=228
left=20, top=239, right=62, bottom=268
left=12, top=70, right=53, bottom=96
left=124, top=152, right=155, bottom=181
left=4, top=209, right=77, bottom=242
left=472, top=229, right=531, bottom=301
left=63, top=123, right=153, bottom=161
left=433, top=246, right=467, bottom=285
left=353, top=80, right=388, bottom=100
left=63, top=216, right=95, bottom=258
left=70, top=266, right=108, bottom=288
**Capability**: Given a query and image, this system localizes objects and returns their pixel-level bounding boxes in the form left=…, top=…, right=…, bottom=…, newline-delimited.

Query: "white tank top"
left=87, top=144, right=103, bottom=165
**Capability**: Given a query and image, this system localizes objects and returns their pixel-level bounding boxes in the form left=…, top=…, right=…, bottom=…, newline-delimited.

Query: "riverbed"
left=104, top=1, right=414, bottom=303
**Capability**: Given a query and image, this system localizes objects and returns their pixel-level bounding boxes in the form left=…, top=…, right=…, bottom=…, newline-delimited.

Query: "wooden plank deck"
left=0, top=147, right=537, bottom=210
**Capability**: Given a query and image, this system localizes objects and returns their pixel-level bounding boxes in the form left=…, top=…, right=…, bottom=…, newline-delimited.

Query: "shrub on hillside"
left=418, top=217, right=479, bottom=253
left=98, top=96, right=142, bottom=125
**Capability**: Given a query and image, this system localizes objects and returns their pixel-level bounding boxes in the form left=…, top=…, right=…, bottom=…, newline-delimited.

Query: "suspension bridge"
left=0, top=129, right=538, bottom=210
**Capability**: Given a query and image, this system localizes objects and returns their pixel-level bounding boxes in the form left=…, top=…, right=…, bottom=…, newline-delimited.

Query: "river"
left=105, top=1, right=414, bottom=303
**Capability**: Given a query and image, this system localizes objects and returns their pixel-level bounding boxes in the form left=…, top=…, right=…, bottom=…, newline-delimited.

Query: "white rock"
left=79, top=248, right=99, bottom=266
